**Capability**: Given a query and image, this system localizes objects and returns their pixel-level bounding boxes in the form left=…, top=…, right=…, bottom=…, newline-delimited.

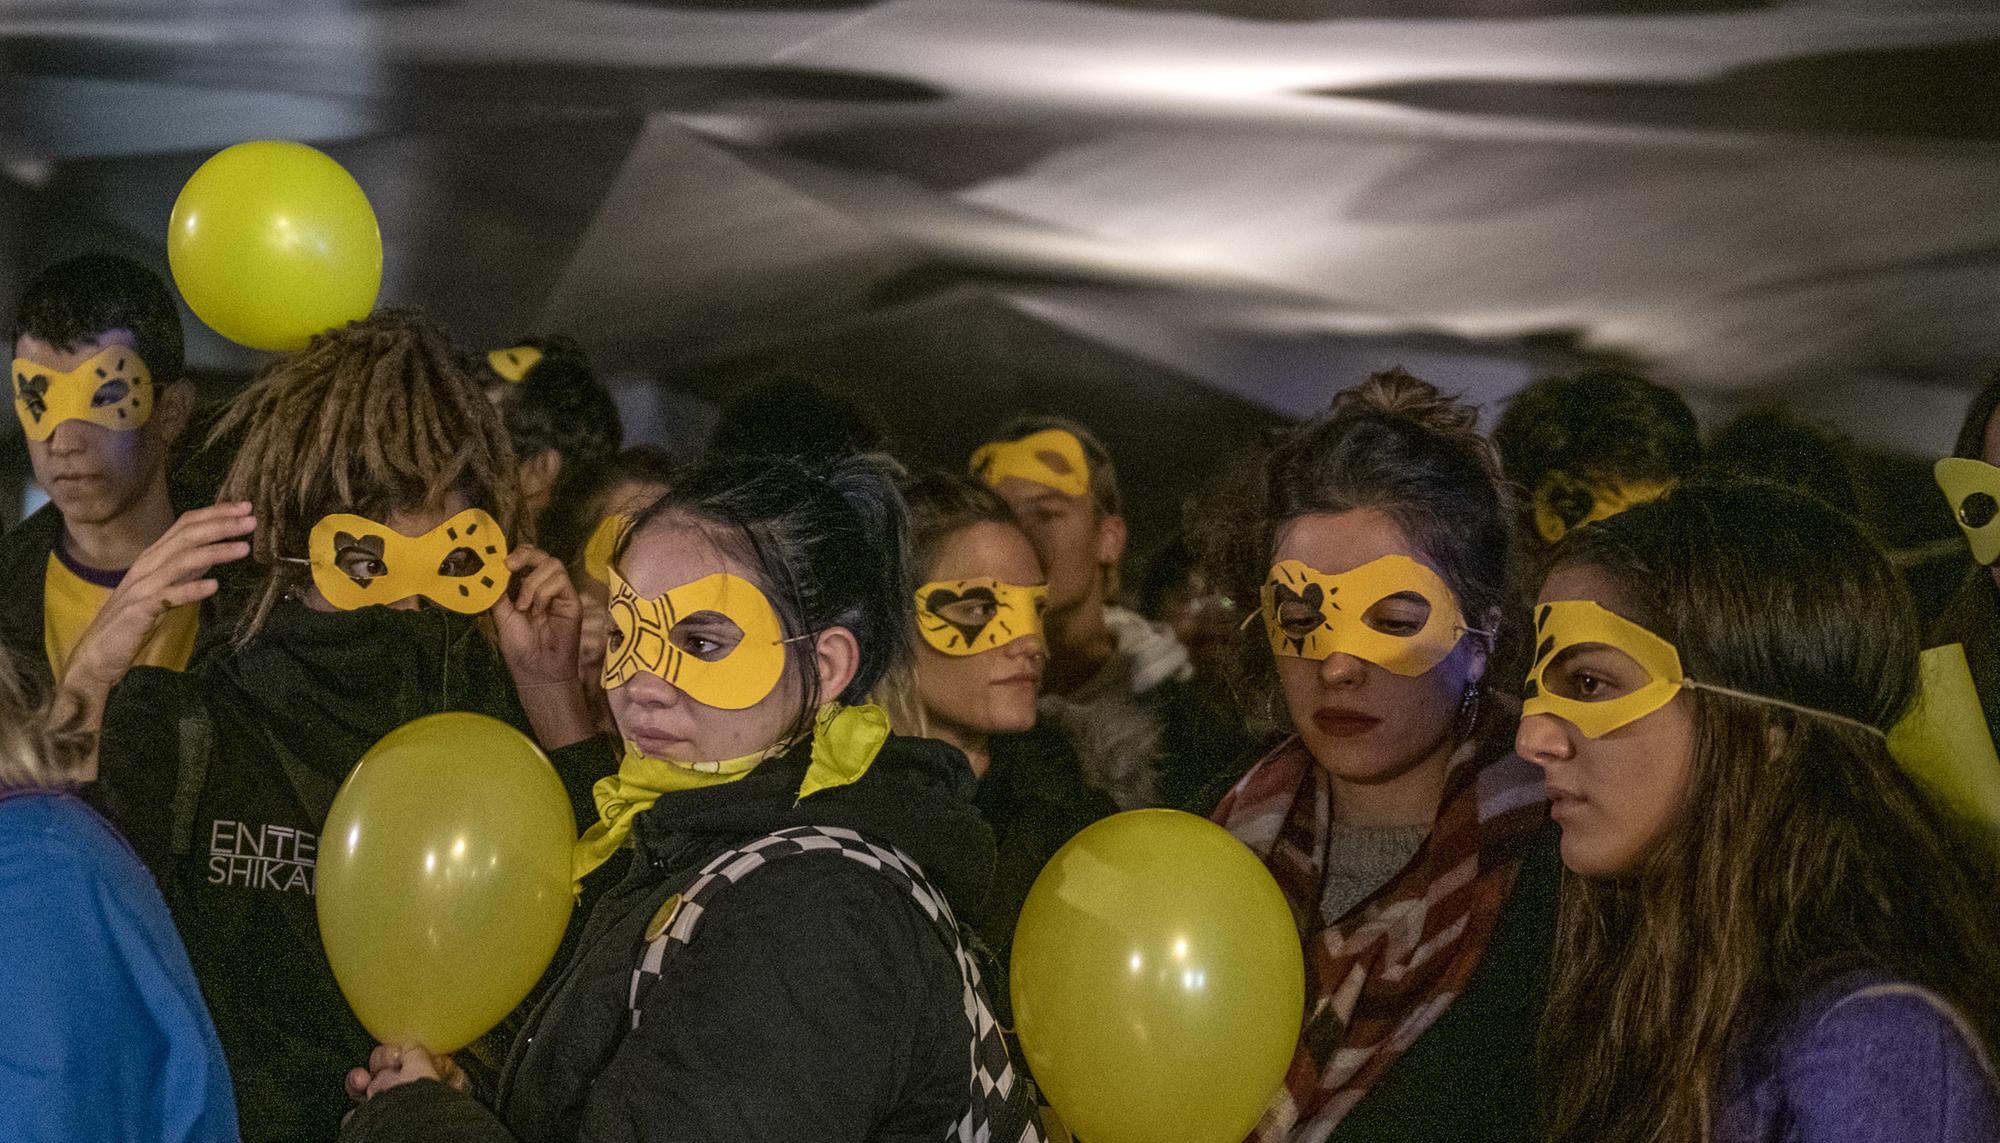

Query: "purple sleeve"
left=1780, top=983, right=2000, bottom=1143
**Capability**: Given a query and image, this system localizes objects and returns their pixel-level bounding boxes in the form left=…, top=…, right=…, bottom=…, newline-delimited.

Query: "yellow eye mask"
left=581, top=513, right=630, bottom=586
left=1936, top=458, right=2000, bottom=565
left=486, top=345, right=543, bottom=383
left=970, top=429, right=1090, bottom=498
left=1260, top=555, right=1473, bottom=677
left=915, top=578, right=1047, bottom=656
left=1523, top=599, right=1889, bottom=740
left=1533, top=473, right=1673, bottom=544
left=306, top=509, right=512, bottom=614
left=602, top=563, right=789, bottom=710
left=12, top=347, right=155, bottom=441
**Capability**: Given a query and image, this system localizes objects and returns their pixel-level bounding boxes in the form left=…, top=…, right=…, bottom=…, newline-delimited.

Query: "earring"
left=1457, top=684, right=1482, bottom=735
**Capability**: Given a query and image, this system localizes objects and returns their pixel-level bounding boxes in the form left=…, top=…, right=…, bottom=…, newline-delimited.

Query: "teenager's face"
left=301, top=492, right=476, bottom=613
left=1516, top=563, right=1697, bottom=878
left=991, top=477, right=1123, bottom=615
left=914, top=521, right=1046, bottom=766
left=17, top=331, right=180, bottom=528
left=606, top=519, right=805, bottom=765
left=1271, top=508, right=1485, bottom=790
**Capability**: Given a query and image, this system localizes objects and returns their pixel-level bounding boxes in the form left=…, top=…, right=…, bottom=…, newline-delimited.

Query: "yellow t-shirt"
left=43, top=549, right=199, bottom=680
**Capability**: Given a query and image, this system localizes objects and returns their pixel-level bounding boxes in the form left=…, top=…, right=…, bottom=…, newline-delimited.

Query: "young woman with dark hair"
left=1522, top=479, right=2000, bottom=1142
left=1205, top=368, right=1558, bottom=1142
left=340, top=454, right=1043, bottom=1143
left=895, top=470, right=1115, bottom=1026
left=54, top=310, right=598, bottom=1143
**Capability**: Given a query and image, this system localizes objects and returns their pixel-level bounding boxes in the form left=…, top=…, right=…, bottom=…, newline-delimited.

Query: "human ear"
left=811, top=626, right=861, bottom=705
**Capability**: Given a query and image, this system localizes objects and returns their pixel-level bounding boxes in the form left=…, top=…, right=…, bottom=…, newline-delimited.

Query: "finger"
left=130, top=515, right=257, bottom=579
left=504, top=546, right=549, bottom=574
left=520, top=562, right=571, bottom=614
left=152, top=578, right=220, bottom=613
left=346, top=1066, right=372, bottom=1102
left=369, top=1043, right=401, bottom=1073
left=125, top=541, right=251, bottom=597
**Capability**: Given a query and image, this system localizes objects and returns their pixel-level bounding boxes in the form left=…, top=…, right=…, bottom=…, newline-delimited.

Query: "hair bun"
left=1327, top=366, right=1499, bottom=482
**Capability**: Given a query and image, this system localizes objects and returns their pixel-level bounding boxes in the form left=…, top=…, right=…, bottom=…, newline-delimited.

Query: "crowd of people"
left=3, top=251, right=1999, bottom=1143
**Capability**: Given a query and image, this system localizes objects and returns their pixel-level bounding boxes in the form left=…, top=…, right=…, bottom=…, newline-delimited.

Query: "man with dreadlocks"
left=57, top=310, right=610, bottom=1143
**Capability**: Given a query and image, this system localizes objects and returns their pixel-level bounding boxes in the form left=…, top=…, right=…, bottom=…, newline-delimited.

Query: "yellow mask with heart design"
left=1521, top=599, right=1888, bottom=740
left=487, top=345, right=543, bottom=383
left=1261, top=555, right=1470, bottom=677
left=306, top=509, right=512, bottom=614
left=12, top=347, right=155, bottom=441
left=1533, top=473, right=1674, bottom=545
left=1521, top=600, right=1686, bottom=739
left=914, top=578, right=1048, bottom=656
left=601, top=563, right=788, bottom=710
left=1936, top=458, right=2000, bottom=565
left=970, top=429, right=1091, bottom=498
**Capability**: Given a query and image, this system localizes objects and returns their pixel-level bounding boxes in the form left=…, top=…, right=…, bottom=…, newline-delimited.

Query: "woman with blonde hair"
left=0, top=649, right=237, bottom=1141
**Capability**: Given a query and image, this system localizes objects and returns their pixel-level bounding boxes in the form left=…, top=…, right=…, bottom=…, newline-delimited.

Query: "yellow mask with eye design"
left=970, top=429, right=1091, bottom=498
left=306, top=509, right=512, bottom=614
left=1521, top=600, right=1686, bottom=739
left=602, top=563, right=788, bottom=710
left=1261, top=555, right=1469, bottom=677
left=12, top=347, right=155, bottom=441
left=914, top=578, right=1047, bottom=656
left=487, top=345, right=543, bottom=383
left=1533, top=473, right=1673, bottom=545
left=1936, top=458, right=2000, bottom=565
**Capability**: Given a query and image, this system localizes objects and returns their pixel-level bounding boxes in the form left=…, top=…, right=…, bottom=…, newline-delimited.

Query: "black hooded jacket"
left=339, top=731, right=999, bottom=1143
left=89, top=603, right=607, bottom=1143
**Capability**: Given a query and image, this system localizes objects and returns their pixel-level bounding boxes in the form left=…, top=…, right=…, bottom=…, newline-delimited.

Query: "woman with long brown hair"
left=1522, top=479, right=2000, bottom=1141
left=1206, top=368, right=1557, bottom=1142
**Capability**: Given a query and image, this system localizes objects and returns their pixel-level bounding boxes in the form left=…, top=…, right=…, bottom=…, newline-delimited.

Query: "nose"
left=45, top=420, right=88, bottom=456
left=617, top=672, right=683, bottom=710
left=1317, top=651, right=1367, bottom=689
left=1004, top=632, right=1045, bottom=663
left=1516, top=712, right=1574, bottom=768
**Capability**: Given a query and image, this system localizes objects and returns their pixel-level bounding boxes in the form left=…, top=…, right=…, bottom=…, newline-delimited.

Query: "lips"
left=1312, top=706, right=1381, bottom=737
left=1545, top=785, right=1588, bottom=821
left=628, top=727, right=693, bottom=758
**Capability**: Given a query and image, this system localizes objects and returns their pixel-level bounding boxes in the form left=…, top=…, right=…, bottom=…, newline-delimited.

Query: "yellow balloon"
left=1011, top=810, right=1305, bottom=1143
left=168, top=141, right=382, bottom=351
left=316, top=713, right=575, bottom=1053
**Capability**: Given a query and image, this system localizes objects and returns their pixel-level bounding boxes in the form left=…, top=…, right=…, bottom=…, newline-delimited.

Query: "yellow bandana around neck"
left=487, top=345, right=543, bottom=383
left=570, top=703, right=893, bottom=889
left=12, top=346, right=155, bottom=441
left=969, top=429, right=1091, bottom=498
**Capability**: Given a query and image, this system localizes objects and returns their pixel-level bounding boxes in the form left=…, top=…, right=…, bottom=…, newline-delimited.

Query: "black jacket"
left=0, top=503, right=66, bottom=694
left=340, top=732, right=1000, bottom=1143
left=89, top=603, right=606, bottom=1143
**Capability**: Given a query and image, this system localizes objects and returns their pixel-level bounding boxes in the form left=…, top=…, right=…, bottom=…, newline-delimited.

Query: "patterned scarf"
left=1212, top=726, right=1548, bottom=1141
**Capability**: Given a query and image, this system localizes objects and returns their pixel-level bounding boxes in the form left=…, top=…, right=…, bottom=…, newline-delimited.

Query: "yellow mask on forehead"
left=581, top=513, right=630, bottom=586
left=1936, top=458, right=2000, bottom=565
left=1522, top=600, right=1685, bottom=739
left=601, top=563, right=789, bottom=710
left=1260, top=555, right=1469, bottom=678
left=970, top=429, right=1091, bottom=498
left=12, top=347, right=155, bottom=441
left=915, top=578, right=1047, bottom=656
left=486, top=345, right=543, bottom=383
left=1533, top=474, right=1674, bottom=545
left=307, top=509, right=512, bottom=614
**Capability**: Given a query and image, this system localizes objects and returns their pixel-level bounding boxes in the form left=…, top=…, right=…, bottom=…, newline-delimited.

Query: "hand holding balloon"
left=345, top=1042, right=467, bottom=1103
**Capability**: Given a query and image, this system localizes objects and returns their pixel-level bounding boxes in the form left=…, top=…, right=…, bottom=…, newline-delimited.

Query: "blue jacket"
left=0, top=787, right=238, bottom=1142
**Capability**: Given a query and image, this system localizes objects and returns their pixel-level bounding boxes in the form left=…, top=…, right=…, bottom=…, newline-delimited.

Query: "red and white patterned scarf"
left=1212, top=727, right=1548, bottom=1141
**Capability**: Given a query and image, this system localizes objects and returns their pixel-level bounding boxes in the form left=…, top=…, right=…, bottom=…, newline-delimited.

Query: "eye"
left=89, top=378, right=130, bottom=408
left=1545, top=645, right=1647, bottom=703
left=1362, top=593, right=1432, bottom=637
left=1274, top=599, right=1323, bottom=636
left=671, top=611, right=745, bottom=662
left=335, top=546, right=389, bottom=582
left=437, top=547, right=484, bottom=577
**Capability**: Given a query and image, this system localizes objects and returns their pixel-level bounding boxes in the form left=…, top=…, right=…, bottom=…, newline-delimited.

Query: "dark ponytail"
left=622, top=451, right=913, bottom=731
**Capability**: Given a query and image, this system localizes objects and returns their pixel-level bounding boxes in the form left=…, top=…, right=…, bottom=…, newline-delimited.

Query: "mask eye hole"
left=1361, top=592, right=1432, bottom=637
left=332, top=532, right=389, bottom=587
left=1961, top=492, right=1998, bottom=529
left=90, top=377, right=130, bottom=408
left=930, top=588, right=999, bottom=632
left=670, top=612, right=745, bottom=662
left=1543, top=645, right=1648, bottom=703
left=437, top=547, right=484, bottom=577
left=17, top=372, right=48, bottom=419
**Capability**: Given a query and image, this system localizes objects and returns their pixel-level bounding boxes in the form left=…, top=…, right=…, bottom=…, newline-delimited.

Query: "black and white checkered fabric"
left=629, top=824, right=1046, bottom=1143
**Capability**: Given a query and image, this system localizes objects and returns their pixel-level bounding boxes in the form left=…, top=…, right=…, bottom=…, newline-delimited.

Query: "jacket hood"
left=630, top=732, right=996, bottom=923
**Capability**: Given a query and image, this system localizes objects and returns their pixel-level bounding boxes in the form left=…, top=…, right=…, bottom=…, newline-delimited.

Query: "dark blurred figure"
left=1705, top=408, right=1863, bottom=519
left=1929, top=368, right=2000, bottom=746
left=1138, top=532, right=1247, bottom=721
left=476, top=335, right=623, bottom=537
left=1493, top=367, right=1701, bottom=559
left=706, top=372, right=886, bottom=465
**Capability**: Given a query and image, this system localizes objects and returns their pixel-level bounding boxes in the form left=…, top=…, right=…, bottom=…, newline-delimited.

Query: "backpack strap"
left=168, top=703, right=218, bottom=861
left=629, top=824, right=1045, bottom=1143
